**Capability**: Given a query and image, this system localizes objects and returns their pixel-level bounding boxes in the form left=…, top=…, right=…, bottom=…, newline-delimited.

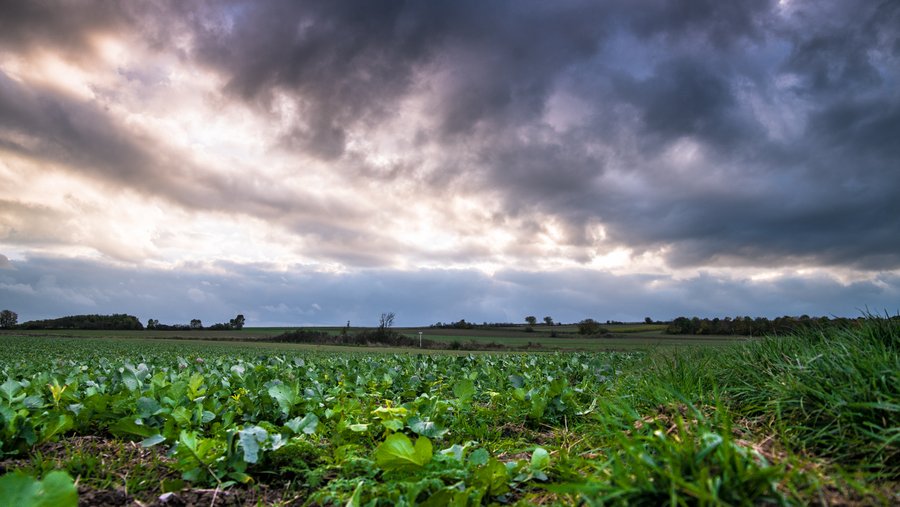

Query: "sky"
left=1, top=0, right=899, bottom=327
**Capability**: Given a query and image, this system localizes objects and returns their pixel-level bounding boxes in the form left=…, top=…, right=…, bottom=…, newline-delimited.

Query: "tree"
left=190, top=319, right=203, bottom=330
left=543, top=316, right=554, bottom=326
left=644, top=317, right=653, bottom=324
left=0, top=310, right=17, bottom=329
left=229, top=314, right=245, bottom=330
left=578, top=318, right=604, bottom=335
left=378, top=312, right=395, bottom=337
left=147, top=318, right=159, bottom=330
left=525, top=316, right=537, bottom=326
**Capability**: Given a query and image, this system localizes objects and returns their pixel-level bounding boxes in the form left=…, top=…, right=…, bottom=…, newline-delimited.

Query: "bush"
left=577, top=319, right=607, bottom=335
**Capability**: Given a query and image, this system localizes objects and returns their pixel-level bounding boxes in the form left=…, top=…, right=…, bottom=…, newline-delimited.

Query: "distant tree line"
left=665, top=315, right=865, bottom=336
left=16, top=314, right=143, bottom=330
left=430, top=319, right=561, bottom=329
left=269, top=328, right=433, bottom=348
left=430, top=319, right=479, bottom=329
left=0, top=312, right=247, bottom=331
left=146, top=314, right=245, bottom=331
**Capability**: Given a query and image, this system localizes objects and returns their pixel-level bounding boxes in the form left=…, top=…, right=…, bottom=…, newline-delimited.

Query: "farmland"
left=0, top=318, right=898, bottom=505
left=2, top=322, right=742, bottom=352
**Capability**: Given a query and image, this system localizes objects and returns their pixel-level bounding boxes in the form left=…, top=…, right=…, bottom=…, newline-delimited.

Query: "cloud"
left=0, top=1, right=133, bottom=60
left=0, top=254, right=12, bottom=269
left=1, top=256, right=897, bottom=326
left=0, top=0, right=897, bottom=284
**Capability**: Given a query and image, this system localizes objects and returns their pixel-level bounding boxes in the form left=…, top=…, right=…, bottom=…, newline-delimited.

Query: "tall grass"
left=724, top=316, right=899, bottom=478
left=623, top=314, right=900, bottom=479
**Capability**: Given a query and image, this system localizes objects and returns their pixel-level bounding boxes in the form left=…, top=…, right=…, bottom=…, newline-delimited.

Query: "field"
left=0, top=319, right=897, bottom=506
left=2, top=323, right=745, bottom=352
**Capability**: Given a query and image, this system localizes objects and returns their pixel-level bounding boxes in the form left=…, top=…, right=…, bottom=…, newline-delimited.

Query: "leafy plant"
left=374, top=433, right=433, bottom=471
left=0, top=471, right=77, bottom=507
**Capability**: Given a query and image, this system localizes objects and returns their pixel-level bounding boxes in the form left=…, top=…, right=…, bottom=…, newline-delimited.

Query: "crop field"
left=3, top=323, right=745, bottom=352
left=0, top=319, right=898, bottom=506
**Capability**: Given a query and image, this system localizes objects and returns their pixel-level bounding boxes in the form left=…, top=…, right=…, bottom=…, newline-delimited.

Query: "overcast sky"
left=1, top=0, right=898, bottom=326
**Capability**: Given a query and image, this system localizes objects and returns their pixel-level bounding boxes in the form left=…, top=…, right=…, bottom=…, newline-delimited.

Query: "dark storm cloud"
left=626, top=0, right=772, bottom=45
left=613, top=57, right=761, bottom=151
left=189, top=0, right=450, bottom=159
left=780, top=1, right=899, bottom=95
left=445, top=0, right=900, bottom=270
left=2, top=256, right=897, bottom=326
left=2, top=0, right=898, bottom=272
left=187, top=0, right=612, bottom=155
left=181, top=0, right=900, bottom=269
left=184, top=0, right=771, bottom=141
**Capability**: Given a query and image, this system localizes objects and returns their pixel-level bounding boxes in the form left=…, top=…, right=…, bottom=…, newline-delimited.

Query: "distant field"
left=1, top=323, right=750, bottom=351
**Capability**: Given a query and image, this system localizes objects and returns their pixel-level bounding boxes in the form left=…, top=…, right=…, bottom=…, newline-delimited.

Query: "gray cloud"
left=1, top=256, right=897, bottom=326
left=447, top=0, right=900, bottom=270
left=1, top=0, right=898, bottom=276
left=0, top=1, right=132, bottom=59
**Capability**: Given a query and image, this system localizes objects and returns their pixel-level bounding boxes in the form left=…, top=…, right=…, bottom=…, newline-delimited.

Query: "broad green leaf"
left=512, top=388, right=527, bottom=402
left=187, top=374, right=205, bottom=399
left=238, top=426, right=268, bottom=464
left=268, top=383, right=298, bottom=415
left=171, top=406, right=192, bottom=426
left=529, top=395, right=547, bottom=420
left=348, top=423, right=369, bottom=432
left=382, top=419, right=404, bottom=431
left=0, top=473, right=36, bottom=505
left=23, top=395, right=44, bottom=409
left=121, top=372, right=139, bottom=392
left=141, top=434, right=166, bottom=447
left=0, top=471, right=77, bottom=507
left=37, top=414, right=73, bottom=445
left=286, top=413, right=319, bottom=435
left=374, top=433, right=432, bottom=471
left=136, top=397, right=161, bottom=418
left=36, top=471, right=79, bottom=507
left=453, top=379, right=475, bottom=401
left=178, top=430, right=198, bottom=451
left=531, top=447, right=550, bottom=470
left=409, top=417, right=449, bottom=439
left=228, top=471, right=253, bottom=484
left=508, top=374, right=525, bottom=388
left=440, top=444, right=466, bottom=463
left=468, top=448, right=490, bottom=466
left=421, top=488, right=469, bottom=507
left=473, top=458, right=510, bottom=496
left=110, top=418, right=157, bottom=438
left=1, top=379, right=21, bottom=401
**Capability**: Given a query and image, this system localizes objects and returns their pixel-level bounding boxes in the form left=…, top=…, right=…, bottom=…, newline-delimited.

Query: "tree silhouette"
left=0, top=310, right=17, bottom=329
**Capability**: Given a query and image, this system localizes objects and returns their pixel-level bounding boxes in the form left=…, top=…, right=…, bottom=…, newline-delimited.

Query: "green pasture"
left=1, top=323, right=749, bottom=352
